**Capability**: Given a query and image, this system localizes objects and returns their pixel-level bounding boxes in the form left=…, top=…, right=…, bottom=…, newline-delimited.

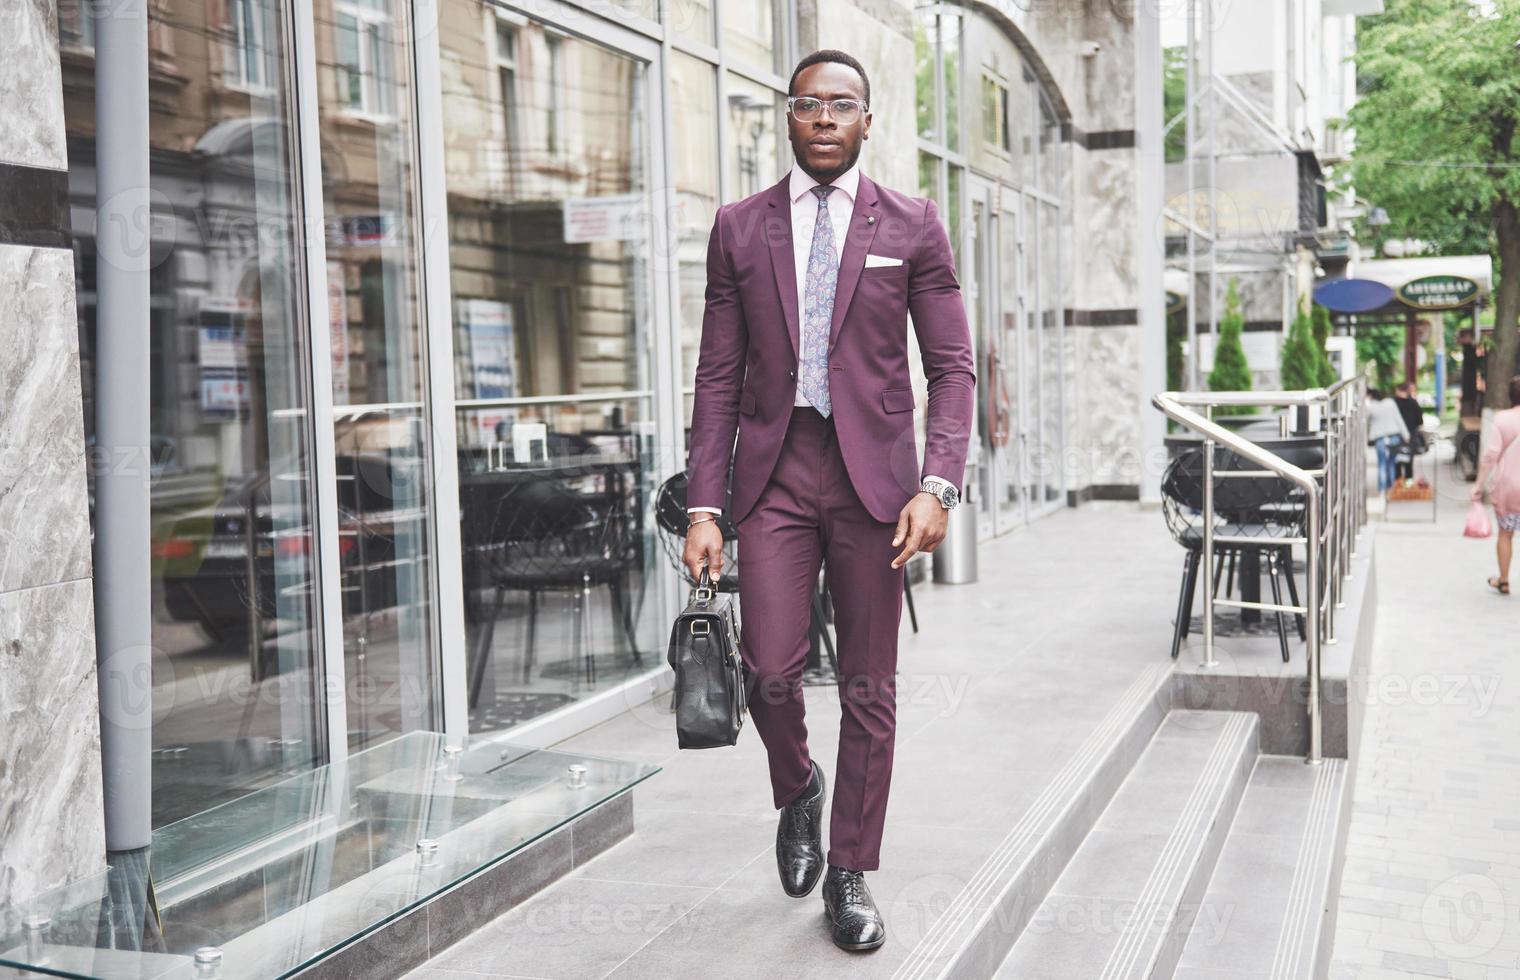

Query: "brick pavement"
left=1330, top=450, right=1520, bottom=980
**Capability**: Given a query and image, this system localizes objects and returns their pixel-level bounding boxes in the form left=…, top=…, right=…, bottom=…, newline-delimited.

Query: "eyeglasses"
left=786, top=97, right=868, bottom=123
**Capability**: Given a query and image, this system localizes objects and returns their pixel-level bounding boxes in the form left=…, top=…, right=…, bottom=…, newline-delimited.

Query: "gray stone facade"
left=0, top=0, right=106, bottom=908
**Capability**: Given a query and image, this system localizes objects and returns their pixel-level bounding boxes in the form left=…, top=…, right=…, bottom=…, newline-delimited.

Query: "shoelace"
left=782, top=796, right=816, bottom=841
left=835, top=870, right=867, bottom=908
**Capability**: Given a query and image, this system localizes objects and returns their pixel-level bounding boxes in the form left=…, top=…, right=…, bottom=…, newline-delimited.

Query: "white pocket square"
left=864, top=253, right=903, bottom=268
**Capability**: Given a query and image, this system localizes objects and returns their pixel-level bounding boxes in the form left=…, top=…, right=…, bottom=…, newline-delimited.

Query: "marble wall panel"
left=1079, top=149, right=1139, bottom=311
left=1069, top=324, right=1142, bottom=489
left=0, top=578, right=106, bottom=907
left=0, top=245, right=93, bottom=593
left=0, top=0, right=67, bottom=169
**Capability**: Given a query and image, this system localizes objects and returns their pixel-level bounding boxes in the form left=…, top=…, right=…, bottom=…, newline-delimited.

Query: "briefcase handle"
left=694, top=564, right=715, bottom=604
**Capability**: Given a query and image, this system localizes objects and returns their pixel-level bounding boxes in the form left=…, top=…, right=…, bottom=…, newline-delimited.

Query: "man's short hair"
left=1510, top=375, right=1520, bottom=405
left=789, top=49, right=871, bottom=106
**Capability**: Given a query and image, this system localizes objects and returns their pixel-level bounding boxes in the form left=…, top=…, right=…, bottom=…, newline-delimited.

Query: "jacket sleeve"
left=908, top=198, right=976, bottom=490
left=685, top=207, right=748, bottom=511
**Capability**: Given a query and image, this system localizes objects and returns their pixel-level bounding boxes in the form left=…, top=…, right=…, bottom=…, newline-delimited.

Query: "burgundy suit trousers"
left=737, top=409, right=904, bottom=872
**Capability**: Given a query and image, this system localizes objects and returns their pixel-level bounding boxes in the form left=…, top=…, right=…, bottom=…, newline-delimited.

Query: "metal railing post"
left=1305, top=478, right=1323, bottom=764
left=1152, top=386, right=1358, bottom=765
left=1201, top=435, right=1217, bottom=668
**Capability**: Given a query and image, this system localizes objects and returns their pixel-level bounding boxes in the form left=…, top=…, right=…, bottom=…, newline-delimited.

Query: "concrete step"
left=991, top=710, right=1259, bottom=980
left=888, top=663, right=1175, bottom=980
left=1172, top=755, right=1347, bottom=980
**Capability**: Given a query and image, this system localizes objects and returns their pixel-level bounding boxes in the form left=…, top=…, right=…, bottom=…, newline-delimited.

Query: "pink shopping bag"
left=1463, top=500, right=1492, bottom=539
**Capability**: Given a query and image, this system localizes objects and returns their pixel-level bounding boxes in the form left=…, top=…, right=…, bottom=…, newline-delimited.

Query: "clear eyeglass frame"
left=786, top=96, right=869, bottom=122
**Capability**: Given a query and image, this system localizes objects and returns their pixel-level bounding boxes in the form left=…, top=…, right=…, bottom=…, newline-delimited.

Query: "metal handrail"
left=1153, top=379, right=1368, bottom=765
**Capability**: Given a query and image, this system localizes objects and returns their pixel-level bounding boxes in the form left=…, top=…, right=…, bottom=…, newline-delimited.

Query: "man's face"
left=787, top=61, right=872, bottom=182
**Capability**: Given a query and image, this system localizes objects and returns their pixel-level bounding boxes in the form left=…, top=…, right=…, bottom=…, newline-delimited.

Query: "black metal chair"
left=468, top=474, right=642, bottom=705
left=1161, top=445, right=1308, bottom=663
left=654, top=471, right=851, bottom=672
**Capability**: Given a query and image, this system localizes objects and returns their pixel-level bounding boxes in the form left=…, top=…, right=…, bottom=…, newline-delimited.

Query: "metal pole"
left=1185, top=0, right=1198, bottom=390
left=1201, top=433, right=1217, bottom=667
left=1306, top=478, right=1322, bottom=765
left=93, top=0, right=154, bottom=852
left=1323, top=408, right=1338, bottom=643
left=1205, top=0, right=1219, bottom=350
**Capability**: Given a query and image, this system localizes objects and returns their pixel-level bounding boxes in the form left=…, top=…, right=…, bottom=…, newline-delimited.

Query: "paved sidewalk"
left=1330, top=448, right=1520, bottom=980
left=400, top=500, right=1197, bottom=980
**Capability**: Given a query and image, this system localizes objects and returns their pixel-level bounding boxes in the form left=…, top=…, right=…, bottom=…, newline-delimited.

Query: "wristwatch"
left=920, top=477, right=959, bottom=510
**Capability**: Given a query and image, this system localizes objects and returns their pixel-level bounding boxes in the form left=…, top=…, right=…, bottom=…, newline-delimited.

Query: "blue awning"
left=1312, top=278, right=1396, bottom=313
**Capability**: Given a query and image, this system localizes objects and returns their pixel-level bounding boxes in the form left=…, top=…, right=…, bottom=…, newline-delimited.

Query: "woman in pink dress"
left=1471, top=376, right=1520, bottom=594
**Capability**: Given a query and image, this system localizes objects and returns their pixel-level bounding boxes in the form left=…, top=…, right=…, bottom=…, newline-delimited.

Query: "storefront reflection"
left=440, top=7, right=656, bottom=734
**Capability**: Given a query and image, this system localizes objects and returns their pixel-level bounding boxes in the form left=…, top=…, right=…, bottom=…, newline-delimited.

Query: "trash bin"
left=932, top=496, right=978, bottom=584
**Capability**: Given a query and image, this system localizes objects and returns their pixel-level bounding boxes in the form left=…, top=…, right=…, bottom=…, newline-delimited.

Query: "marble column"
left=0, top=0, right=107, bottom=909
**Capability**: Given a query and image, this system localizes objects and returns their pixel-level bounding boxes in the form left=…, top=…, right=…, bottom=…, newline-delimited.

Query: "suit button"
left=788, top=370, right=796, bottom=380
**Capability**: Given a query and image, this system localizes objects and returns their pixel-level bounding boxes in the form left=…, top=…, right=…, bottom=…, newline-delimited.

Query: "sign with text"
left=1396, top=275, right=1479, bottom=311
left=562, top=193, right=647, bottom=243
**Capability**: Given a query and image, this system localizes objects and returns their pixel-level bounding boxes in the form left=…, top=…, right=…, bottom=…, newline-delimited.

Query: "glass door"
left=436, top=5, right=663, bottom=736
left=969, top=175, right=1025, bottom=535
left=998, top=185, right=1031, bottom=529
left=314, top=0, right=440, bottom=749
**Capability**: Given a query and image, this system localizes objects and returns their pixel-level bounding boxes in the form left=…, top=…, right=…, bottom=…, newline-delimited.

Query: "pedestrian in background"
left=1470, top=376, right=1520, bottom=595
left=1392, top=382, right=1425, bottom=481
left=1366, top=388, right=1409, bottom=494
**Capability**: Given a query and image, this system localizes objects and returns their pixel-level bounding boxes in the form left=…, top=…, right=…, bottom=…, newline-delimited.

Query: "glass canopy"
left=0, top=732, right=657, bottom=979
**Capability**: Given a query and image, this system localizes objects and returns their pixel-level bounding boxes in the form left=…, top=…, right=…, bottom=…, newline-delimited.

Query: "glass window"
left=941, top=9, right=961, bottom=153
left=672, top=0, right=713, bottom=44
left=230, top=0, right=277, bottom=89
left=317, top=0, right=437, bottom=745
left=914, top=9, right=935, bottom=140
left=672, top=54, right=719, bottom=422
left=947, top=164, right=963, bottom=269
left=1039, top=93, right=1061, bottom=195
left=918, top=150, right=937, bottom=199
left=57, top=0, right=94, bottom=49
left=66, top=0, right=325, bottom=826
left=725, top=73, right=783, bottom=202
left=333, top=1, right=396, bottom=117
left=437, top=6, right=659, bottom=735
left=981, top=74, right=1008, bottom=151
left=721, top=0, right=784, bottom=72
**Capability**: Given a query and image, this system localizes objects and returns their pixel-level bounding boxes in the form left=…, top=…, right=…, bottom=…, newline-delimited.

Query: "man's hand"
left=891, top=493, right=948, bottom=569
left=683, top=518, right=725, bottom=582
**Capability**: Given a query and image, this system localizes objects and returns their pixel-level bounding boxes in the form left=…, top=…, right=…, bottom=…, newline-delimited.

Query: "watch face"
left=941, top=485, right=960, bottom=509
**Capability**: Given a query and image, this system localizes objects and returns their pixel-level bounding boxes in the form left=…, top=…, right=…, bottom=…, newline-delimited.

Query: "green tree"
left=1357, top=325, right=1404, bottom=391
left=1209, top=279, right=1254, bottom=414
left=1311, top=304, right=1338, bottom=387
left=1167, top=307, right=1186, bottom=390
left=1348, top=0, right=1520, bottom=408
left=1281, top=300, right=1321, bottom=390
left=1163, top=47, right=1188, bottom=164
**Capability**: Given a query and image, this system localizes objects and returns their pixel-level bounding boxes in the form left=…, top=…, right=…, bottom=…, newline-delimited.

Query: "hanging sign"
left=1396, top=275, right=1479, bottom=311
left=563, top=194, right=648, bottom=243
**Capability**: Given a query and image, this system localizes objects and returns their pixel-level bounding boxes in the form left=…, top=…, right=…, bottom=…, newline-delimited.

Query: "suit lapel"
left=829, top=174, right=879, bottom=351
left=764, top=178, right=801, bottom=361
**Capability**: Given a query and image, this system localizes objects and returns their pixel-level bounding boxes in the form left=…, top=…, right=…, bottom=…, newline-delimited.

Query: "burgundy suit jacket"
left=687, top=173, right=976, bottom=525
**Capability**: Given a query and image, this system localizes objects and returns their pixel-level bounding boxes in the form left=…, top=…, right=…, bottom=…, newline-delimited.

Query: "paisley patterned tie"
left=799, top=185, right=838, bottom=417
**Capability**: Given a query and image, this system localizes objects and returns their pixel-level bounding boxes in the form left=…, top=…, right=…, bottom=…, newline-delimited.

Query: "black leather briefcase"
left=666, top=567, right=746, bottom=749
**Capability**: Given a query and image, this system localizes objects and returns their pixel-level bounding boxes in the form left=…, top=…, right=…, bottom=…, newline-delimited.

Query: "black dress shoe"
left=776, top=761, right=825, bottom=897
left=822, top=865, right=886, bottom=951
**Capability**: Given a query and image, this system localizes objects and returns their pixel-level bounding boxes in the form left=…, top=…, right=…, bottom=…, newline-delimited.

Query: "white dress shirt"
left=789, top=164, right=859, bottom=407
left=688, top=165, right=953, bottom=517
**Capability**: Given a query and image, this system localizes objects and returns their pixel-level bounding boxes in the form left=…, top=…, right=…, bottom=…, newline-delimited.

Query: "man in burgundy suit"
left=683, top=49, right=974, bottom=951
